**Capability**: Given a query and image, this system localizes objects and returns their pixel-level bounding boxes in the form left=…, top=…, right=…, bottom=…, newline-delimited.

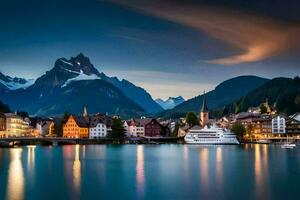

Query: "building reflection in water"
left=136, top=145, right=145, bottom=198
left=27, top=145, right=36, bottom=176
left=200, top=148, right=209, bottom=192
left=6, top=148, right=25, bottom=200
left=254, top=144, right=269, bottom=199
left=216, top=147, right=223, bottom=190
left=73, top=145, right=81, bottom=192
left=183, top=145, right=189, bottom=188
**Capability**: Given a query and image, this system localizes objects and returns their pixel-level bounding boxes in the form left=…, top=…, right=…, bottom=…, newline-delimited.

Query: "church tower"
left=200, top=92, right=209, bottom=127
left=83, top=106, right=88, bottom=119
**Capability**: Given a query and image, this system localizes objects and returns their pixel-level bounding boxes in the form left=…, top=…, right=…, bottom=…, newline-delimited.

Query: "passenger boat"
left=184, top=125, right=239, bottom=144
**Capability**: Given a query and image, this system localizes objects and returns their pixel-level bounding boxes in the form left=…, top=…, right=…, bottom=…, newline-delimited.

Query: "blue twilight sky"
left=0, top=0, right=300, bottom=99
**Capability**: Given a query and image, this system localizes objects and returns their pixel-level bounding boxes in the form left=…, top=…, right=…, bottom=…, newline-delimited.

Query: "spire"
left=201, top=91, right=209, bottom=113
left=83, top=106, right=88, bottom=118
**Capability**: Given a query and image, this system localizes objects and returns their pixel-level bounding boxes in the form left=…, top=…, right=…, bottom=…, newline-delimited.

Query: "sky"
left=0, top=0, right=299, bottom=100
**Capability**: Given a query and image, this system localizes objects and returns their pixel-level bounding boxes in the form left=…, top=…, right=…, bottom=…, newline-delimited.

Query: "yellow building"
left=63, top=115, right=89, bottom=138
left=49, top=121, right=55, bottom=136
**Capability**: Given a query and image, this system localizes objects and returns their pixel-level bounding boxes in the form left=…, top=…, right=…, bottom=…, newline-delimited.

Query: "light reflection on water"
left=27, top=145, right=36, bottom=178
left=73, top=145, right=81, bottom=192
left=136, top=145, right=145, bottom=199
left=199, top=148, right=209, bottom=193
left=0, top=144, right=298, bottom=200
left=6, top=148, right=24, bottom=200
left=183, top=145, right=189, bottom=188
left=216, top=147, right=223, bottom=190
left=254, top=144, right=270, bottom=199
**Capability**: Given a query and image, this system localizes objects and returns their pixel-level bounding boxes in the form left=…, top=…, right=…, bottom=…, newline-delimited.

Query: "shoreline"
left=0, top=137, right=298, bottom=147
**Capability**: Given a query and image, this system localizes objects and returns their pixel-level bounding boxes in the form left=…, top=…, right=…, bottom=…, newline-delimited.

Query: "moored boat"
left=184, top=125, right=239, bottom=145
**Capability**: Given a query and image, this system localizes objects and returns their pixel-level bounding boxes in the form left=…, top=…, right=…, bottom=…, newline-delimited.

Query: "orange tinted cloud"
left=107, top=0, right=300, bottom=65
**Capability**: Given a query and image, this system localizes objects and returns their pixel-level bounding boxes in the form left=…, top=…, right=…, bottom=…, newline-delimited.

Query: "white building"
left=123, top=119, right=146, bottom=137
left=89, top=119, right=107, bottom=139
left=272, top=115, right=286, bottom=134
left=36, top=119, right=53, bottom=136
left=4, top=113, right=30, bottom=137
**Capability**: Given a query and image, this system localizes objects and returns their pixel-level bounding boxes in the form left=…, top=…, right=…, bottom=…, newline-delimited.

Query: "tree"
left=231, top=122, right=246, bottom=137
left=185, top=112, right=198, bottom=126
left=0, top=101, right=10, bottom=113
left=260, top=104, right=267, bottom=114
left=110, top=118, right=125, bottom=139
left=221, top=106, right=229, bottom=117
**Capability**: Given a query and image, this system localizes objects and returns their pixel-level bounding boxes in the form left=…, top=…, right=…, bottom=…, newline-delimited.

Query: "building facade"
left=272, top=115, right=286, bottom=134
left=144, top=119, right=163, bottom=137
left=4, top=113, right=30, bottom=137
left=252, top=115, right=272, bottom=135
left=63, top=115, right=89, bottom=138
left=36, top=119, right=53, bottom=136
left=286, top=118, right=300, bottom=136
left=89, top=117, right=107, bottom=139
left=0, top=113, right=5, bottom=131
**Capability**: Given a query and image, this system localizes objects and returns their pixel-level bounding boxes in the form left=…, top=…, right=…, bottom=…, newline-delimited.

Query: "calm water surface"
left=0, top=144, right=299, bottom=200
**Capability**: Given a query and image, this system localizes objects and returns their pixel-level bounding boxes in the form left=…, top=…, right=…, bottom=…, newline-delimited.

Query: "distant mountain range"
left=158, top=76, right=269, bottom=118
left=0, top=72, right=34, bottom=90
left=155, top=96, right=185, bottom=110
left=0, top=53, right=162, bottom=117
left=231, top=77, right=300, bottom=115
left=1, top=54, right=297, bottom=118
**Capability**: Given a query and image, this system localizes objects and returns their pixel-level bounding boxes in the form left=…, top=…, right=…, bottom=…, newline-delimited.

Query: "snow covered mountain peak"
left=0, top=72, right=34, bottom=90
left=155, top=96, right=185, bottom=110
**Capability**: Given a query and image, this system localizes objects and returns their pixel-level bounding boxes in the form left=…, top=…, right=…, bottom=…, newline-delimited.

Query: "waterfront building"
left=123, top=120, right=130, bottom=136
left=36, top=119, right=53, bottom=136
left=63, top=115, right=89, bottom=138
left=178, top=124, right=191, bottom=137
left=123, top=118, right=150, bottom=137
left=0, top=113, right=5, bottom=131
left=4, top=113, right=30, bottom=137
left=217, top=116, right=230, bottom=129
left=144, top=119, right=165, bottom=137
left=123, top=120, right=138, bottom=137
left=199, top=93, right=209, bottom=127
left=272, top=115, right=286, bottom=134
left=0, top=113, right=6, bottom=137
left=235, top=112, right=260, bottom=127
left=289, top=112, right=300, bottom=121
left=89, top=116, right=107, bottom=139
left=252, top=115, right=272, bottom=135
left=48, top=121, right=55, bottom=136
left=92, top=113, right=113, bottom=135
left=286, top=115, right=300, bottom=136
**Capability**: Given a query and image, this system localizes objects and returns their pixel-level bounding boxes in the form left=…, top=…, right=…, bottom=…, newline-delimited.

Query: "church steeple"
left=201, top=93, right=209, bottom=113
left=83, top=106, right=88, bottom=118
left=200, top=91, right=209, bottom=127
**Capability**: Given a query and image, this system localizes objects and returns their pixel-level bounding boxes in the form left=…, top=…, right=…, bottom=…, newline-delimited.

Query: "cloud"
left=106, top=0, right=300, bottom=65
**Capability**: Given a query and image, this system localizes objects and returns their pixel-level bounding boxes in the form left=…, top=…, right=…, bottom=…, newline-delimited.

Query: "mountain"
left=158, top=76, right=269, bottom=118
left=155, top=96, right=185, bottom=110
left=30, top=53, right=161, bottom=113
left=0, top=53, right=151, bottom=117
left=232, top=77, right=300, bottom=115
left=0, top=72, right=34, bottom=90
left=99, top=74, right=163, bottom=113
left=0, top=100, right=10, bottom=113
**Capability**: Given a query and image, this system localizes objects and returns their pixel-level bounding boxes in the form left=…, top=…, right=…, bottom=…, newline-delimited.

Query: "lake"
left=0, top=144, right=299, bottom=200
